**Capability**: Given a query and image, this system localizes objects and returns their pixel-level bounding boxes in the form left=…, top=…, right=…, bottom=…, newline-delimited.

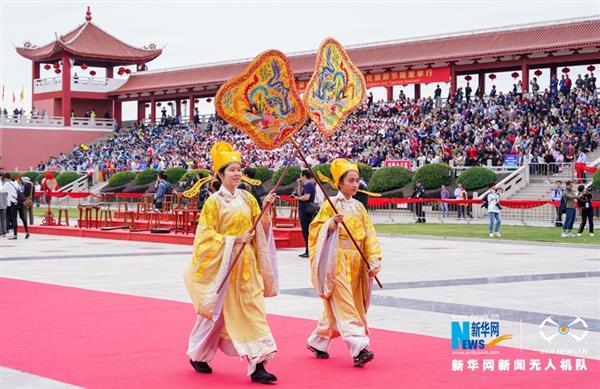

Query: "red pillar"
left=189, top=96, right=195, bottom=123
left=113, top=99, right=122, bottom=126
left=478, top=71, right=485, bottom=96
left=106, top=66, right=114, bottom=79
left=521, top=62, right=529, bottom=93
left=176, top=99, right=181, bottom=118
left=386, top=86, right=393, bottom=102
left=137, top=101, right=145, bottom=124
left=61, top=54, right=72, bottom=126
left=150, top=98, right=156, bottom=124
left=449, top=63, right=457, bottom=96
left=31, top=62, right=40, bottom=109
left=414, top=84, right=421, bottom=100
left=550, top=65, right=557, bottom=82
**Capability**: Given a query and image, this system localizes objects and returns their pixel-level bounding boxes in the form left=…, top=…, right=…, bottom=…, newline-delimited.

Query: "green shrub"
left=593, top=169, right=600, bottom=191
left=357, top=162, right=374, bottom=183
left=273, top=165, right=301, bottom=186
left=457, top=166, right=497, bottom=190
left=134, top=169, right=157, bottom=185
left=164, top=167, right=187, bottom=184
left=108, top=171, right=136, bottom=187
left=56, top=172, right=81, bottom=187
left=369, top=167, right=411, bottom=193
left=180, top=169, right=211, bottom=182
left=412, top=163, right=453, bottom=189
left=254, top=166, right=273, bottom=182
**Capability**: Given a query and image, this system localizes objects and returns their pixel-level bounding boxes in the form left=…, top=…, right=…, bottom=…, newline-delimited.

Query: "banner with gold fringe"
left=214, top=50, right=307, bottom=150
left=303, top=37, right=366, bottom=139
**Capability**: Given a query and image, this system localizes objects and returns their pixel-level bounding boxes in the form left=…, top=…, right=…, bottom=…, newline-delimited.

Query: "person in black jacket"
left=412, top=181, right=426, bottom=223
left=576, top=185, right=594, bottom=236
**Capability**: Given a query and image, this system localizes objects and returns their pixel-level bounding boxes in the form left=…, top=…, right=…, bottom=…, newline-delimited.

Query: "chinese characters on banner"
left=365, top=67, right=451, bottom=87
left=384, top=159, right=412, bottom=171
left=296, top=67, right=451, bottom=92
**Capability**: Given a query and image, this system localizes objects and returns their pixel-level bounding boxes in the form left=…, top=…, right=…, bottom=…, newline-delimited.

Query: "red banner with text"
left=365, top=67, right=450, bottom=87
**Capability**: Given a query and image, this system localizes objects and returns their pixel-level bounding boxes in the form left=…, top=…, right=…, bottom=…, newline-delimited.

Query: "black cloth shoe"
left=298, top=252, right=309, bottom=258
left=306, top=344, right=329, bottom=359
left=25, top=233, right=30, bottom=239
left=353, top=348, right=374, bottom=367
left=189, top=359, right=212, bottom=374
left=250, top=362, right=277, bottom=384
left=8, top=236, right=17, bottom=240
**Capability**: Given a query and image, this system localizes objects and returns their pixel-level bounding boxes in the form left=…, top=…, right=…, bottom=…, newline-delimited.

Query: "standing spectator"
left=551, top=180, right=564, bottom=227
left=411, top=181, right=426, bottom=223
left=34, top=180, right=41, bottom=206
left=485, top=183, right=503, bottom=238
left=530, top=77, right=540, bottom=95
left=550, top=74, right=558, bottom=96
left=154, top=172, right=169, bottom=211
left=0, top=176, right=7, bottom=236
left=576, top=185, right=594, bottom=237
left=21, top=176, right=34, bottom=226
left=292, top=170, right=317, bottom=258
left=465, top=82, right=472, bottom=102
left=440, top=184, right=450, bottom=219
left=455, top=183, right=469, bottom=219
left=561, top=181, right=577, bottom=238
left=86, top=167, right=94, bottom=188
left=434, top=85, right=442, bottom=107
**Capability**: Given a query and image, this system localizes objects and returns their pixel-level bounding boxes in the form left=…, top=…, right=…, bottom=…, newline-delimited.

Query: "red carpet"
left=1, top=278, right=597, bottom=388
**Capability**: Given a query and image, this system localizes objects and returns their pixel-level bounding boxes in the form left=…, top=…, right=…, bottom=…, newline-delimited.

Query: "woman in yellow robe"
left=184, top=141, right=279, bottom=384
left=306, top=158, right=382, bottom=367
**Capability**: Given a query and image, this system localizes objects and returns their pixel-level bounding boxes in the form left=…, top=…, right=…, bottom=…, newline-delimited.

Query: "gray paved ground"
left=1, top=233, right=599, bottom=387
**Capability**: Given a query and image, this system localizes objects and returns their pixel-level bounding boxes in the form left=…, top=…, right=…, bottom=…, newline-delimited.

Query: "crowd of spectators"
left=40, top=73, right=599, bottom=176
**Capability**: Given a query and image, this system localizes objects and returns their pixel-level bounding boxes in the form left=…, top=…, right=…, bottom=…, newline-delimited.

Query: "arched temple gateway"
left=2, top=7, right=599, bottom=170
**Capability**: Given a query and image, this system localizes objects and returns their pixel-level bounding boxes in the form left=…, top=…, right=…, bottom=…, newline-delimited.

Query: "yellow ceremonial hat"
left=210, top=141, right=241, bottom=172
left=330, top=158, right=359, bottom=187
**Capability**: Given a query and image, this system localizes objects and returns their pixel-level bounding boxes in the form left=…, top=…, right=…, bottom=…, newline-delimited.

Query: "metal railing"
left=1, top=114, right=64, bottom=127
left=528, top=162, right=576, bottom=184
left=33, top=76, right=126, bottom=94
left=70, top=117, right=115, bottom=129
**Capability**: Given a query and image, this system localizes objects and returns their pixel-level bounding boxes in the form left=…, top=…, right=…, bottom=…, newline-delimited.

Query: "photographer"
left=576, top=185, right=594, bottom=237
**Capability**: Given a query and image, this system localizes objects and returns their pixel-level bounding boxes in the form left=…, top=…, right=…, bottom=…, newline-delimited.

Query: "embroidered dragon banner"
left=303, top=38, right=367, bottom=139
left=215, top=50, right=307, bottom=150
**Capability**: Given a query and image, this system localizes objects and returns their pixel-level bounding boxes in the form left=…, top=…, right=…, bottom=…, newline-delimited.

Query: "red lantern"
left=167, top=102, right=173, bottom=106
left=464, top=75, right=472, bottom=81
left=81, top=63, right=88, bottom=70
left=54, top=69, right=61, bottom=74
left=145, top=103, right=150, bottom=108
left=206, top=98, right=212, bottom=103
left=489, top=74, right=496, bottom=80
left=587, top=65, right=596, bottom=72
left=157, top=102, right=162, bottom=107
left=511, top=72, right=519, bottom=79
left=125, top=69, right=131, bottom=74
left=44, top=64, right=51, bottom=70
left=117, top=69, right=124, bottom=76
left=534, top=69, right=542, bottom=77
left=89, top=70, right=96, bottom=76
left=181, top=100, right=187, bottom=104
left=562, top=67, right=570, bottom=74
left=53, top=63, right=60, bottom=69
left=194, top=99, right=199, bottom=104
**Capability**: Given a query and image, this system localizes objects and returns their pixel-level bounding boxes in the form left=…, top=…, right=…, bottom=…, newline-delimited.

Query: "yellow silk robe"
left=184, top=187, right=278, bottom=366
left=307, top=193, right=381, bottom=353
